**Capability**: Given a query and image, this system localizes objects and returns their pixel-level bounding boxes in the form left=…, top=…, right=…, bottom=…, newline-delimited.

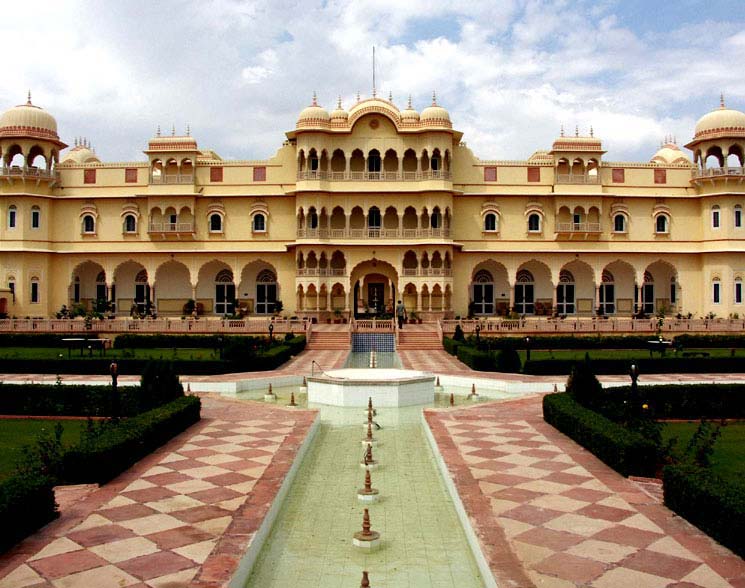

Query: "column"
left=416, top=288, right=422, bottom=312
left=326, top=287, right=331, bottom=311
left=551, top=285, right=558, bottom=314
left=595, top=284, right=601, bottom=313
left=636, top=284, right=643, bottom=314
left=509, top=284, right=515, bottom=312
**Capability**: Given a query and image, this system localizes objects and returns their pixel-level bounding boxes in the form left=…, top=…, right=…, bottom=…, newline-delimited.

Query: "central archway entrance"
left=349, top=259, right=399, bottom=318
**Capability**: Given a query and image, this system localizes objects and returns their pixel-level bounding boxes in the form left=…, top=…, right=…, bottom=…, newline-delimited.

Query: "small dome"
left=330, top=97, right=348, bottom=123
left=400, top=96, right=420, bottom=123
left=0, top=93, right=61, bottom=142
left=61, top=139, right=100, bottom=164
left=694, top=97, right=745, bottom=139
left=297, top=93, right=329, bottom=127
left=420, top=93, right=451, bottom=127
left=651, top=141, right=691, bottom=165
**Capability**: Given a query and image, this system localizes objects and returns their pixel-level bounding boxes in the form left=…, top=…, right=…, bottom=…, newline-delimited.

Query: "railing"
left=555, top=174, right=600, bottom=185
left=351, top=318, right=396, bottom=332
left=693, top=166, right=745, bottom=178
left=0, top=166, right=59, bottom=181
left=401, top=268, right=453, bottom=276
left=440, top=317, right=745, bottom=335
left=296, top=268, right=347, bottom=276
left=149, top=173, right=194, bottom=184
left=555, top=222, right=602, bottom=233
left=0, top=317, right=308, bottom=334
left=296, top=170, right=451, bottom=182
left=148, top=222, right=195, bottom=233
left=296, top=227, right=450, bottom=239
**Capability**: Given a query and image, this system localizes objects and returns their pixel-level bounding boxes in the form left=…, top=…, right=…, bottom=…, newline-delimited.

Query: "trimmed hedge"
left=114, top=334, right=267, bottom=350
left=543, top=392, right=658, bottom=477
left=663, top=465, right=745, bottom=558
left=0, top=383, right=144, bottom=417
left=443, top=337, right=461, bottom=356
left=0, top=334, right=84, bottom=347
left=456, top=346, right=495, bottom=371
left=468, top=335, right=656, bottom=350
left=524, top=357, right=745, bottom=375
left=0, top=472, right=57, bottom=553
left=674, top=334, right=745, bottom=349
left=62, top=395, right=202, bottom=484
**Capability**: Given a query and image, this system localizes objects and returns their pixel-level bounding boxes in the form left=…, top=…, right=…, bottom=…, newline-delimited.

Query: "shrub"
left=0, top=473, right=56, bottom=553
left=543, top=392, right=658, bottom=477
left=495, top=347, right=521, bottom=372
left=62, top=395, right=201, bottom=484
left=0, top=334, right=84, bottom=347
left=456, top=346, right=495, bottom=371
left=523, top=357, right=745, bottom=375
left=453, top=325, right=465, bottom=342
left=140, top=361, right=184, bottom=409
left=443, top=337, right=460, bottom=356
left=663, top=465, right=745, bottom=558
left=673, top=334, right=745, bottom=349
left=566, top=354, right=603, bottom=406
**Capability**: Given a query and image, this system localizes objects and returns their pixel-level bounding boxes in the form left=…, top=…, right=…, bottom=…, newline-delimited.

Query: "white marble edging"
left=421, top=411, right=498, bottom=588
left=228, top=411, right=321, bottom=588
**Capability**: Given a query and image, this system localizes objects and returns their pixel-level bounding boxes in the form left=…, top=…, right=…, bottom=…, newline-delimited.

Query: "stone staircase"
left=396, top=329, right=443, bottom=350
left=307, top=330, right=351, bottom=350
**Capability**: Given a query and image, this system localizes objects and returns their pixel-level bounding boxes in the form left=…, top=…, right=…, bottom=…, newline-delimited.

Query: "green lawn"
left=518, top=348, right=742, bottom=362
left=662, top=421, right=745, bottom=486
left=0, top=347, right=219, bottom=361
left=0, top=419, right=87, bottom=480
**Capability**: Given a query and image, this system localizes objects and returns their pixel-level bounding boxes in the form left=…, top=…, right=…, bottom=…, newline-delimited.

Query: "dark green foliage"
left=663, top=465, right=745, bottom=558
left=543, top=392, right=658, bottom=477
left=62, top=395, right=201, bottom=484
left=469, top=335, right=655, bottom=350
left=114, top=334, right=268, bottom=350
left=674, top=334, right=745, bottom=349
left=453, top=325, right=465, bottom=342
left=456, top=346, right=495, bottom=371
left=495, top=347, right=521, bottom=372
left=443, top=337, right=460, bottom=356
left=681, top=420, right=723, bottom=468
left=565, top=355, right=603, bottom=405
left=140, top=361, right=184, bottom=409
left=523, top=357, right=745, bottom=375
left=0, top=472, right=56, bottom=552
left=0, top=334, right=83, bottom=347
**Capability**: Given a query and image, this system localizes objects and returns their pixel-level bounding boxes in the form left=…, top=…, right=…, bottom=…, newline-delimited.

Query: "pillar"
left=416, top=288, right=422, bottom=312
left=509, top=284, right=515, bottom=312
left=594, top=284, right=600, bottom=313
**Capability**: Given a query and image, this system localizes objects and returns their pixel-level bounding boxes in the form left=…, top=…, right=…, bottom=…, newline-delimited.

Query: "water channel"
left=236, top=382, right=491, bottom=587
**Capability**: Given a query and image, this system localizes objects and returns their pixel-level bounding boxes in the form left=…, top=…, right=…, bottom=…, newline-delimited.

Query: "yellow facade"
left=1, top=92, right=744, bottom=320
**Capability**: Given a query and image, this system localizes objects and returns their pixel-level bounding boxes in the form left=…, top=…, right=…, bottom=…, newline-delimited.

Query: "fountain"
left=264, top=383, right=276, bottom=402
left=357, top=470, right=379, bottom=503
left=352, top=508, right=380, bottom=551
left=360, top=444, right=378, bottom=470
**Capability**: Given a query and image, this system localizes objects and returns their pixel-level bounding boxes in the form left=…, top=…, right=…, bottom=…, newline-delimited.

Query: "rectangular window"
left=125, top=168, right=138, bottom=183
left=210, top=166, right=223, bottom=182
left=8, top=208, right=16, bottom=228
left=713, top=282, right=721, bottom=304
left=712, top=210, right=720, bottom=228
left=84, top=169, right=96, bottom=184
left=736, top=208, right=742, bottom=228
left=736, top=282, right=743, bottom=304
left=612, top=168, right=625, bottom=183
left=31, top=209, right=40, bottom=229
left=654, top=168, right=666, bottom=184
left=527, top=167, right=540, bottom=182
left=670, top=282, right=676, bottom=304
left=484, top=166, right=497, bottom=182
left=30, top=281, right=39, bottom=304
left=253, top=166, right=266, bottom=181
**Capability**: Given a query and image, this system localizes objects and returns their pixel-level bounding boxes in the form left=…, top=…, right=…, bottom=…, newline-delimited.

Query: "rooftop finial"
left=720, top=92, right=726, bottom=108
left=171, top=124, right=176, bottom=136
left=673, top=134, right=677, bottom=145
left=407, top=94, right=413, bottom=109
left=575, top=124, right=579, bottom=137
left=74, top=137, right=78, bottom=147
left=312, top=91, right=318, bottom=106
left=388, top=90, right=393, bottom=102
left=156, top=125, right=161, bottom=137
left=590, top=125, right=594, bottom=137
left=186, top=124, right=191, bottom=136
left=26, top=90, right=32, bottom=105
left=337, top=95, right=342, bottom=109
left=560, top=124, right=564, bottom=137
left=432, top=91, right=437, bottom=106
left=356, top=91, right=361, bottom=102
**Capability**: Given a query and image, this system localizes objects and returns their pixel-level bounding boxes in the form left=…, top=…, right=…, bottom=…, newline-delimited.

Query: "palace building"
left=1, top=91, right=744, bottom=321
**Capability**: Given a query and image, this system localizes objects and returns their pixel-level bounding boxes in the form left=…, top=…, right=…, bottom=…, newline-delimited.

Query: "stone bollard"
left=352, top=509, right=380, bottom=551
left=287, top=391, right=298, bottom=407
left=357, top=469, right=379, bottom=503
left=449, top=392, right=455, bottom=407
left=264, top=383, right=276, bottom=402
left=360, top=570, right=371, bottom=587
left=360, top=443, right=378, bottom=470
left=361, top=420, right=377, bottom=446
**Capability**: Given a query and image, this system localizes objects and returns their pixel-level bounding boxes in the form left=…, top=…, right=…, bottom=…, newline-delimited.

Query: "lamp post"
left=110, top=361, right=119, bottom=422
left=525, top=336, right=531, bottom=362
left=629, top=363, right=639, bottom=417
left=217, top=336, right=224, bottom=360
left=475, top=323, right=481, bottom=344
left=268, top=322, right=274, bottom=342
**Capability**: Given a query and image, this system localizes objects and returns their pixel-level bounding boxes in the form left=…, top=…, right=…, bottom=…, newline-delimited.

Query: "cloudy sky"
left=2, top=0, right=744, bottom=162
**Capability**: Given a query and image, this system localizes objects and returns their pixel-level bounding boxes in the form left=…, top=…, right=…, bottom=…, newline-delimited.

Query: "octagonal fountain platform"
left=307, top=367, right=435, bottom=407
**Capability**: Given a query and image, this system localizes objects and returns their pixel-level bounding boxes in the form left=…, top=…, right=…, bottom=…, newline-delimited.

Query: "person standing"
left=395, top=299, right=407, bottom=329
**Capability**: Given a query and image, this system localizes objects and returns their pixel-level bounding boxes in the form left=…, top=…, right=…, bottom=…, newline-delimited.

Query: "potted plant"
left=408, top=311, right=418, bottom=324
left=333, top=308, right=343, bottom=324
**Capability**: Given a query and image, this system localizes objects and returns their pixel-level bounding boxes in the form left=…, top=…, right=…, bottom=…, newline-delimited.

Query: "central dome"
left=0, top=93, right=61, bottom=142
left=694, top=99, right=745, bottom=139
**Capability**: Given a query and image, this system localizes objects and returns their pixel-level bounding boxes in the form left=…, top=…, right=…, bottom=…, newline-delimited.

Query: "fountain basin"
left=307, top=368, right=435, bottom=407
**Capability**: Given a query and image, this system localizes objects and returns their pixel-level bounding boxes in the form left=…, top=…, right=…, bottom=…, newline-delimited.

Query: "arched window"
left=655, top=214, right=669, bottom=234
left=430, top=208, right=442, bottom=229
left=368, top=206, right=381, bottom=229
left=367, top=149, right=381, bottom=173
left=735, top=277, right=743, bottom=305
left=472, top=269, right=494, bottom=315
left=735, top=205, right=742, bottom=229
left=256, top=268, right=277, bottom=314
left=484, top=213, right=497, bottom=232
left=556, top=270, right=575, bottom=314
left=253, top=213, right=266, bottom=232
left=613, top=214, right=626, bottom=233
left=7, top=205, right=16, bottom=229
left=30, top=277, right=39, bottom=304
left=31, top=206, right=40, bottom=229
left=82, top=214, right=96, bottom=234
left=209, top=213, right=223, bottom=232
left=124, top=214, right=137, bottom=233
left=599, top=270, right=615, bottom=315
left=712, top=205, right=720, bottom=229
left=712, top=278, right=721, bottom=304
left=528, top=213, right=541, bottom=232
left=215, top=269, right=235, bottom=315
left=308, top=208, right=318, bottom=229
left=515, top=269, right=535, bottom=314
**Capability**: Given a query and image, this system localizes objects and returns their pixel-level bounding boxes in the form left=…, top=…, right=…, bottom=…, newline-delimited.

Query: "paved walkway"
left=0, top=396, right=316, bottom=588
left=425, top=397, right=745, bottom=588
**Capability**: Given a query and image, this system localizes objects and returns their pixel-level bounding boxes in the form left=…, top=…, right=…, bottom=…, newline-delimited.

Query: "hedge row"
left=113, top=334, right=269, bottom=350
left=467, top=335, right=657, bottom=350
left=0, top=384, right=138, bottom=417
left=674, top=334, right=745, bottom=348
left=0, top=336, right=305, bottom=375
left=62, top=395, right=202, bottom=485
left=456, top=346, right=496, bottom=371
left=542, top=392, right=658, bottom=477
left=0, top=334, right=78, bottom=347
left=0, top=473, right=57, bottom=553
left=442, top=337, right=461, bottom=356
left=663, top=465, right=745, bottom=558
left=524, top=357, right=745, bottom=375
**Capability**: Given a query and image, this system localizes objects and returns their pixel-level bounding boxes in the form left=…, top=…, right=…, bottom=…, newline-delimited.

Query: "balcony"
left=401, top=268, right=453, bottom=277
left=149, top=173, right=194, bottom=185
left=555, top=174, right=600, bottom=185
left=555, top=222, right=602, bottom=239
left=692, top=167, right=745, bottom=183
left=296, top=268, right=347, bottom=277
left=1, top=166, right=59, bottom=183
left=148, top=222, right=195, bottom=237
left=296, top=170, right=451, bottom=182
left=296, top=227, right=451, bottom=240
